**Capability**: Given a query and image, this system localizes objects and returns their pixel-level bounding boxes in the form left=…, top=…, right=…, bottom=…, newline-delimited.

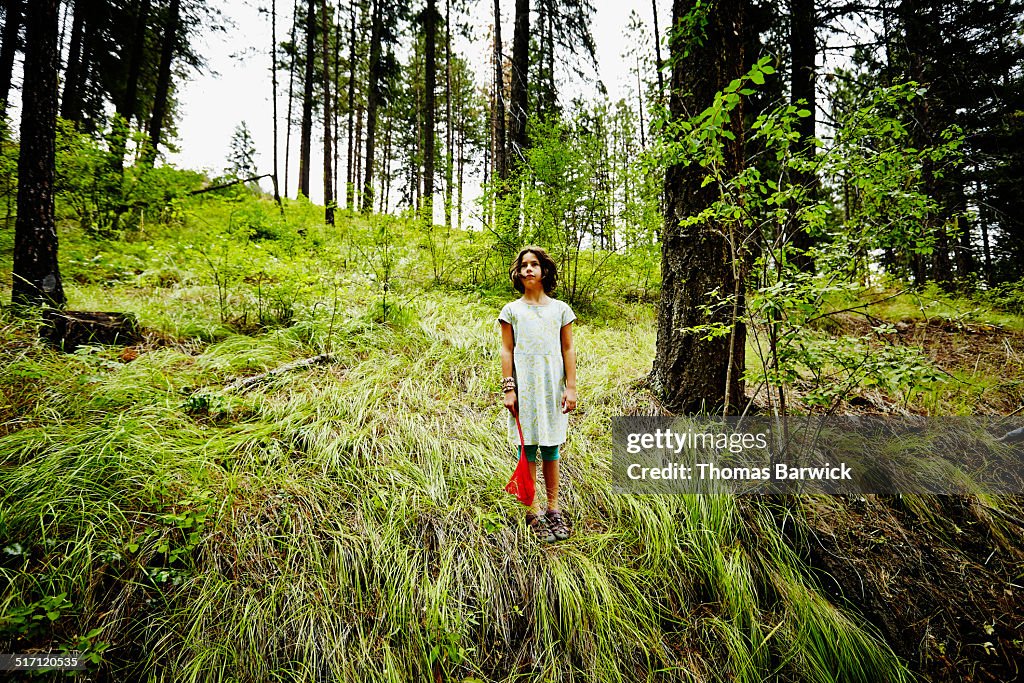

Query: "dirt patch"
left=790, top=494, right=1024, bottom=682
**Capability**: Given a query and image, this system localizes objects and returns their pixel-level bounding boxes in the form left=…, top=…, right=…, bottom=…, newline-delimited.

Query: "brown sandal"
left=526, top=513, right=555, bottom=543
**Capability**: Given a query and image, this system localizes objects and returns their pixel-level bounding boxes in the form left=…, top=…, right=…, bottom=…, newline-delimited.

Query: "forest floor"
left=1, top=195, right=1023, bottom=682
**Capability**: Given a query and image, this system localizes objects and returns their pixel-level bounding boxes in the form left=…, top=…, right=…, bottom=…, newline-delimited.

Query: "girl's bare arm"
left=561, top=323, right=577, bottom=412
left=500, top=321, right=517, bottom=413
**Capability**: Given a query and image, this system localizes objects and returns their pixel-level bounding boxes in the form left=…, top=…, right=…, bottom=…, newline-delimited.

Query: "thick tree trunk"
left=492, top=0, right=506, bottom=184
left=59, top=0, right=85, bottom=123
left=653, top=0, right=747, bottom=414
left=361, top=0, right=383, bottom=213
left=424, top=0, right=437, bottom=225
left=788, top=0, right=815, bottom=270
left=142, top=0, right=179, bottom=167
left=12, top=0, right=64, bottom=309
left=0, top=0, right=22, bottom=117
left=298, top=0, right=315, bottom=198
left=321, top=0, right=334, bottom=224
left=508, top=0, right=529, bottom=172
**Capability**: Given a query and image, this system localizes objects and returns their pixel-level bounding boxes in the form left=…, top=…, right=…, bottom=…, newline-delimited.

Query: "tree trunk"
left=788, top=0, right=815, bottom=270
left=444, top=0, right=452, bottom=229
left=119, top=0, right=151, bottom=125
left=0, top=0, right=22, bottom=117
left=492, top=0, right=506, bottom=184
left=653, top=0, right=747, bottom=414
left=508, top=0, right=529, bottom=172
left=284, top=0, right=299, bottom=197
left=457, top=70, right=464, bottom=230
left=12, top=0, right=64, bottom=309
left=333, top=3, right=341, bottom=209
left=59, top=0, right=85, bottom=124
left=361, top=0, right=383, bottom=213
left=345, top=0, right=358, bottom=210
left=142, top=0, right=179, bottom=167
left=321, top=0, right=334, bottom=223
left=354, top=103, right=363, bottom=209
left=424, top=0, right=437, bottom=225
left=271, top=0, right=282, bottom=205
left=298, top=0, right=315, bottom=198
left=651, top=0, right=664, bottom=99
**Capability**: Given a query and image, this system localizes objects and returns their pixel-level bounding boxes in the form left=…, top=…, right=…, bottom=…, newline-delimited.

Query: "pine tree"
left=12, top=0, right=64, bottom=309
left=653, top=0, right=750, bottom=414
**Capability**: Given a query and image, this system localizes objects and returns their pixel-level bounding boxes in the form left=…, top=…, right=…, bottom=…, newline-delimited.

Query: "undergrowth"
left=1, top=191, right=1022, bottom=680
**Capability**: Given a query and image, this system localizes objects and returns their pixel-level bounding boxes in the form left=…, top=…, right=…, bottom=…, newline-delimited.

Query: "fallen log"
left=42, top=310, right=142, bottom=352
left=226, top=353, right=337, bottom=392
left=188, top=174, right=274, bottom=196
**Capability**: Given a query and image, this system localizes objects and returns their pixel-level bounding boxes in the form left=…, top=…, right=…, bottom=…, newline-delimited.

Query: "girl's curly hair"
left=509, top=246, right=558, bottom=294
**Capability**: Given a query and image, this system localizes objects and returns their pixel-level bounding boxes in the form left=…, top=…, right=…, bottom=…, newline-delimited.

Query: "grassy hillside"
left=2, top=192, right=1023, bottom=681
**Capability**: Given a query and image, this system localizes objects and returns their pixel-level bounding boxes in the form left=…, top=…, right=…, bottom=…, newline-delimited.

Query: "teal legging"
left=521, top=444, right=560, bottom=463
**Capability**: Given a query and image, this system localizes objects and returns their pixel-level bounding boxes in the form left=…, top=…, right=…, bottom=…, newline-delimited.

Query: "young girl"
left=498, top=246, right=577, bottom=542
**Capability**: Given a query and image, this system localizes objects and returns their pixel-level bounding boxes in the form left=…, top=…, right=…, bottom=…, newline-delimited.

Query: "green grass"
left=6, top=191, right=1018, bottom=681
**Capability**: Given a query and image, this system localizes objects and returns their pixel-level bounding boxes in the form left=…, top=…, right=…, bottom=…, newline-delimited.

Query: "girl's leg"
left=542, top=459, right=560, bottom=511
left=541, top=449, right=570, bottom=540
left=527, top=460, right=541, bottom=514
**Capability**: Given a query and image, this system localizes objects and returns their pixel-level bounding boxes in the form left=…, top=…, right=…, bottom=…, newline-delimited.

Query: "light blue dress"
left=498, top=298, right=576, bottom=446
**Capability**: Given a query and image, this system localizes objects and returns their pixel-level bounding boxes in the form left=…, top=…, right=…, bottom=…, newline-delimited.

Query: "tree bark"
left=345, top=0, right=358, bottom=210
left=142, top=0, right=179, bottom=167
left=651, top=0, right=664, bottom=99
left=321, top=0, right=334, bottom=224
left=284, top=0, right=299, bottom=197
left=332, top=3, right=341, bottom=209
left=0, top=0, right=23, bottom=117
left=59, top=0, right=86, bottom=124
left=119, top=0, right=151, bottom=125
left=444, top=0, right=452, bottom=228
left=271, top=0, right=282, bottom=206
left=12, top=0, right=65, bottom=309
left=491, top=0, right=507, bottom=184
left=361, top=0, right=383, bottom=212
left=653, top=0, right=747, bottom=414
left=423, top=0, right=437, bottom=225
left=298, top=0, right=315, bottom=198
left=788, top=0, right=815, bottom=270
left=508, top=0, right=529, bottom=172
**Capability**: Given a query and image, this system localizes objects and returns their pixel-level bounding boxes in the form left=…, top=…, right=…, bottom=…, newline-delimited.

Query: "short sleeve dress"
left=498, top=298, right=577, bottom=446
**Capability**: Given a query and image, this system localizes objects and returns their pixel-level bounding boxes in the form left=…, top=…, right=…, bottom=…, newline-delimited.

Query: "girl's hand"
left=503, top=390, right=518, bottom=416
left=561, top=388, right=577, bottom=413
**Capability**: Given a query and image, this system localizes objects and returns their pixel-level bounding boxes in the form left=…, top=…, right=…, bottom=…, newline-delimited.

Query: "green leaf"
left=797, top=109, right=811, bottom=118
left=750, top=70, right=765, bottom=85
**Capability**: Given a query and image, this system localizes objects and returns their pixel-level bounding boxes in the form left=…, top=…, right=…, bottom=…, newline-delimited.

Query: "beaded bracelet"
left=502, top=376, right=516, bottom=393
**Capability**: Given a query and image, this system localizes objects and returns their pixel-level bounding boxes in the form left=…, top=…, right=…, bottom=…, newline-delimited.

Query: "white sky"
left=168, top=0, right=671, bottom=218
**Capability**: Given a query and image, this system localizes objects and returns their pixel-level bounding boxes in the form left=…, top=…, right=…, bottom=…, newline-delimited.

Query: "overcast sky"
left=168, top=0, right=672, bottom=212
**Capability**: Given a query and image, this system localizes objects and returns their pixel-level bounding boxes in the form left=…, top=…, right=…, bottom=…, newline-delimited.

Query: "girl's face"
left=519, top=252, right=543, bottom=284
